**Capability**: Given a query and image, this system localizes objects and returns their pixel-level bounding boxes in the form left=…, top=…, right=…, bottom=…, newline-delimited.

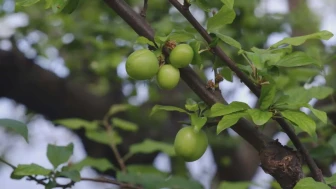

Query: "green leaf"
left=281, top=110, right=316, bottom=136
left=12, top=164, right=51, bottom=177
left=271, top=30, right=334, bottom=49
left=328, top=134, right=336, bottom=156
left=305, top=105, right=327, bottom=124
left=219, top=181, right=253, bottom=189
left=282, top=86, right=333, bottom=106
left=217, top=112, right=247, bottom=134
left=247, top=109, right=273, bottom=125
left=117, top=172, right=202, bottom=189
left=269, top=52, right=319, bottom=67
left=308, top=86, right=333, bottom=99
left=189, top=41, right=202, bottom=66
left=325, top=174, right=336, bottom=186
left=168, top=31, right=195, bottom=43
left=129, top=139, right=175, bottom=156
left=136, top=36, right=155, bottom=47
left=16, top=0, right=40, bottom=6
left=85, top=130, right=122, bottom=145
left=309, top=144, right=334, bottom=159
left=112, top=118, right=138, bottom=132
left=150, top=105, right=188, bottom=117
left=209, top=102, right=250, bottom=118
left=59, top=170, right=80, bottom=182
left=71, top=157, right=114, bottom=172
left=108, top=104, right=130, bottom=116
left=207, top=5, right=236, bottom=32
left=193, top=0, right=212, bottom=12
left=220, top=67, right=233, bottom=82
left=293, top=177, right=330, bottom=189
left=47, top=143, right=74, bottom=168
left=185, top=98, right=199, bottom=111
left=126, top=165, right=167, bottom=176
left=221, top=0, right=234, bottom=9
left=52, top=0, right=80, bottom=14
left=259, top=85, right=276, bottom=110
left=190, top=114, right=207, bottom=132
left=214, top=32, right=241, bottom=49
left=54, top=118, right=98, bottom=130
left=0, top=119, right=28, bottom=142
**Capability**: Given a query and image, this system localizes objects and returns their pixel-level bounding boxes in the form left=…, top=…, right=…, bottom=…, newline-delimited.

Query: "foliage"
left=0, top=0, right=335, bottom=188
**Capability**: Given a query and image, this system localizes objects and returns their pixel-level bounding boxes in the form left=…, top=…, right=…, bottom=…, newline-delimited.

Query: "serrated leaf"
left=12, top=164, right=51, bottom=177
left=150, top=105, right=188, bottom=117
left=16, top=0, right=40, bottom=6
left=259, top=85, right=276, bottom=110
left=47, top=143, right=74, bottom=168
left=59, top=170, right=80, bottom=182
left=108, top=104, right=130, bottom=116
left=269, top=52, right=318, bottom=67
left=207, top=5, right=236, bottom=32
left=85, top=130, right=122, bottom=145
left=136, top=36, right=155, bottom=46
left=221, top=0, right=234, bottom=9
left=54, top=118, right=98, bottom=130
left=217, top=112, right=247, bottom=134
left=247, top=109, right=272, bottom=125
left=214, top=32, right=241, bottom=49
left=129, top=139, right=175, bottom=156
left=112, top=118, right=138, bottom=132
left=209, top=102, right=250, bottom=118
left=71, top=157, right=114, bottom=172
left=271, top=30, right=334, bottom=49
left=190, top=114, right=207, bottom=132
left=281, top=110, right=316, bottom=136
left=305, top=105, right=327, bottom=124
left=293, top=177, right=330, bottom=189
left=0, top=119, right=28, bottom=142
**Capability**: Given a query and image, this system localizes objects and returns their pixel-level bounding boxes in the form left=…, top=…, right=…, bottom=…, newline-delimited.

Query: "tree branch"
left=103, top=0, right=305, bottom=187
left=167, top=0, right=322, bottom=182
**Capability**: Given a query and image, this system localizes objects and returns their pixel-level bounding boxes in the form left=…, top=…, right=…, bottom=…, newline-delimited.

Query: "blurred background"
left=0, top=0, right=336, bottom=188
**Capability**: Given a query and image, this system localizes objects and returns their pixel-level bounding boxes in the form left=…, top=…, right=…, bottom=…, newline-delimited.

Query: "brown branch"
left=102, top=0, right=309, bottom=187
left=140, top=0, right=148, bottom=18
left=103, top=0, right=272, bottom=152
left=167, top=0, right=323, bottom=182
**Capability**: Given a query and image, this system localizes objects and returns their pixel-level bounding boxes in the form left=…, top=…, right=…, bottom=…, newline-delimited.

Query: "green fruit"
left=174, top=126, right=208, bottom=162
left=157, top=65, right=180, bottom=90
left=126, top=49, right=159, bottom=80
left=169, top=44, right=194, bottom=68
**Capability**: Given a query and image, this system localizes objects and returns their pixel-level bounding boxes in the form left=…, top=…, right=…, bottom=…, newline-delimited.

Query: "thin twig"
left=103, top=115, right=127, bottom=172
left=0, top=157, right=16, bottom=169
left=167, top=0, right=323, bottom=182
left=140, top=0, right=148, bottom=18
